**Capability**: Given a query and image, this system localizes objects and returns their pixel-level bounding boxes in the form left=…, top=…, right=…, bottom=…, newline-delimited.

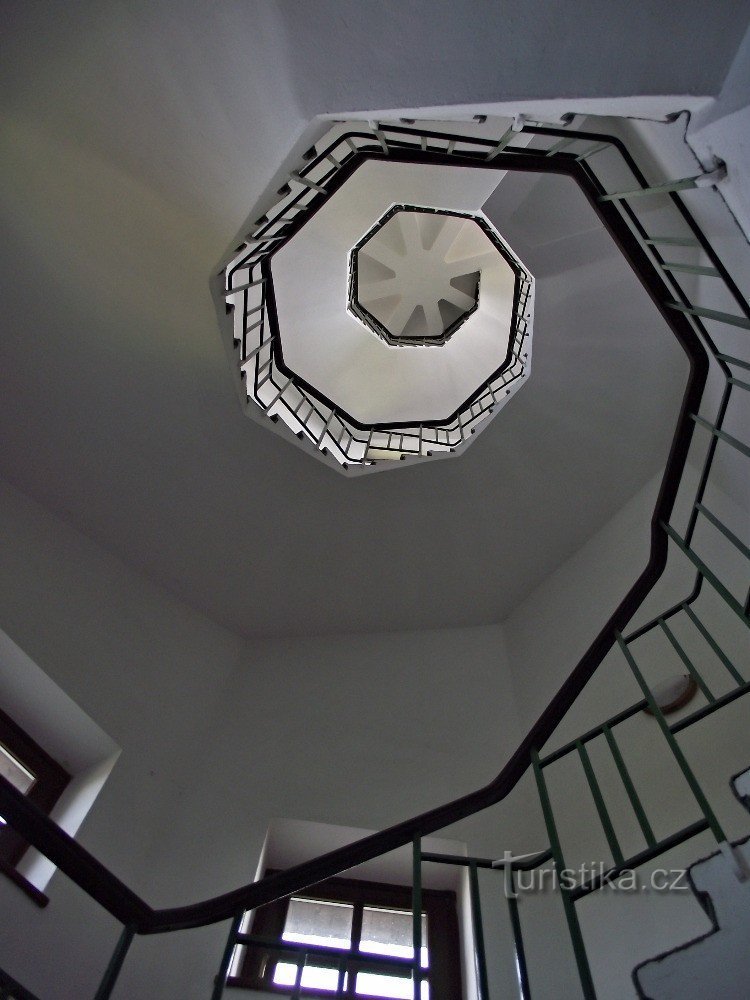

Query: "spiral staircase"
left=0, top=111, right=748, bottom=1000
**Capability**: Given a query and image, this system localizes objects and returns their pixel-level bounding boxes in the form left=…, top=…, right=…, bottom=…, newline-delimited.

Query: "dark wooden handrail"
left=0, top=142, right=710, bottom=935
left=0, top=781, right=152, bottom=927
left=0, top=963, right=43, bottom=1000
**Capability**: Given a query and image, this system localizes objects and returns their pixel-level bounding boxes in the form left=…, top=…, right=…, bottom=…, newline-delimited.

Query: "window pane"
left=355, top=971, right=429, bottom=999
left=360, top=907, right=428, bottom=967
left=0, top=743, right=35, bottom=825
left=274, top=962, right=345, bottom=992
left=282, top=897, right=354, bottom=950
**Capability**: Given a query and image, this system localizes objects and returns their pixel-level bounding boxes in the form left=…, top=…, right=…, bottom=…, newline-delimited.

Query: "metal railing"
left=217, top=123, right=541, bottom=466
left=0, top=115, right=747, bottom=998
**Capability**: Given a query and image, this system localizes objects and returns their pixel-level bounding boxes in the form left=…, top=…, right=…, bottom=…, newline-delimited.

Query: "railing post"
left=505, top=867, right=531, bottom=1000
left=602, top=724, right=656, bottom=848
left=94, top=923, right=136, bottom=1000
left=532, top=750, right=597, bottom=999
left=576, top=739, right=625, bottom=867
left=412, top=837, right=422, bottom=1000
left=468, top=861, right=489, bottom=1000
left=210, top=910, right=244, bottom=1000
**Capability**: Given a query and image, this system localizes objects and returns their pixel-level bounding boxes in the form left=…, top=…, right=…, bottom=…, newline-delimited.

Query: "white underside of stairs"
left=634, top=769, right=750, bottom=999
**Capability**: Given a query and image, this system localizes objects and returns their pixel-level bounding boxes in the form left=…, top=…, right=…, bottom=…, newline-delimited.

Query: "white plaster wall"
left=504, top=471, right=663, bottom=727
left=0, top=476, right=522, bottom=999
left=0, top=477, right=246, bottom=998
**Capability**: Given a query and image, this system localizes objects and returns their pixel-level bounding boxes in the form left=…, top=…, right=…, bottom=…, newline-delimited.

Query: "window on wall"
left=0, top=707, right=71, bottom=870
left=227, top=874, right=462, bottom=998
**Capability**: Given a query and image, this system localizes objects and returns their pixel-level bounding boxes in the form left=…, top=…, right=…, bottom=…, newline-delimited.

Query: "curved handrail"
left=0, top=279, right=706, bottom=933
left=1, top=120, right=733, bottom=935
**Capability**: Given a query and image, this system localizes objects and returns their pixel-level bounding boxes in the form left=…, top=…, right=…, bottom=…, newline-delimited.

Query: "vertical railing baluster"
left=468, top=861, right=489, bottom=1000
left=210, top=911, right=244, bottom=1000
left=532, top=750, right=597, bottom=999
left=506, top=867, right=531, bottom=1000
left=602, top=724, right=656, bottom=848
left=576, top=740, right=624, bottom=867
left=412, top=837, right=422, bottom=1000
left=94, top=923, right=136, bottom=1000
left=348, top=897, right=364, bottom=1000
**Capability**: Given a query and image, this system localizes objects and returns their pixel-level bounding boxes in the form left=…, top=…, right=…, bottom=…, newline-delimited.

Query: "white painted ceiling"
left=1, top=3, right=747, bottom=639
